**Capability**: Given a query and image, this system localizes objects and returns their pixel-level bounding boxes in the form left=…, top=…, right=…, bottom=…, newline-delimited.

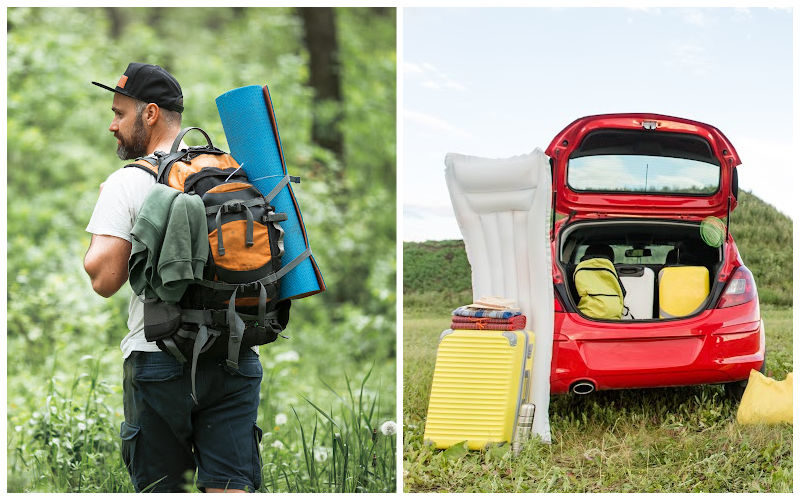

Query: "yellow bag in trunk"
left=573, top=258, right=625, bottom=320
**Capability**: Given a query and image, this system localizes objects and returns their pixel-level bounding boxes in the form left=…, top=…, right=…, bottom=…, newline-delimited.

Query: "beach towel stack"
left=450, top=296, right=526, bottom=331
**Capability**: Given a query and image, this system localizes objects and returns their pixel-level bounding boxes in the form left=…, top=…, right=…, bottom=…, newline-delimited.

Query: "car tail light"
left=717, top=266, right=758, bottom=308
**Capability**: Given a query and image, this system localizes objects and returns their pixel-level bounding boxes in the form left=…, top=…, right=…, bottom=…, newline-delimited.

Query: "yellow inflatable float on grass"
left=736, top=370, right=792, bottom=425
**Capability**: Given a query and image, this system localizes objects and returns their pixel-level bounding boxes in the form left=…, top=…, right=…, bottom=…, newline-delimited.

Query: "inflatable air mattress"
left=445, top=149, right=554, bottom=443
left=216, top=85, right=325, bottom=301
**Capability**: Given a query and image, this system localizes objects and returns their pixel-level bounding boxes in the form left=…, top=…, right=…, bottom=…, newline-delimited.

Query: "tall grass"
left=8, top=344, right=396, bottom=493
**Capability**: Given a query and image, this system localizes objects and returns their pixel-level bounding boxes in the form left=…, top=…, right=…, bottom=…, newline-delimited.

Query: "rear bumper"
left=550, top=303, right=765, bottom=394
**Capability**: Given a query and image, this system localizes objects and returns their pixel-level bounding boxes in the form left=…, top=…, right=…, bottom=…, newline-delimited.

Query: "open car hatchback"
left=545, top=113, right=764, bottom=398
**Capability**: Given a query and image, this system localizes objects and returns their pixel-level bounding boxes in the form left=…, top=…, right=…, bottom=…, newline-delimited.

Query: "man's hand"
left=84, top=234, right=131, bottom=297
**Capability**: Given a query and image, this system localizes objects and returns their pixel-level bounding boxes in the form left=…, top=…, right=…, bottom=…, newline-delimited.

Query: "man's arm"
left=84, top=234, right=132, bottom=298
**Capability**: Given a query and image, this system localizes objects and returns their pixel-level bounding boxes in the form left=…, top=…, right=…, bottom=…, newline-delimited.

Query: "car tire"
left=723, top=352, right=766, bottom=401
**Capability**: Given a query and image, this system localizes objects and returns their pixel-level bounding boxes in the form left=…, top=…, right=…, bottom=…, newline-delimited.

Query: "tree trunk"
left=298, top=7, right=344, bottom=160
left=104, top=8, right=126, bottom=39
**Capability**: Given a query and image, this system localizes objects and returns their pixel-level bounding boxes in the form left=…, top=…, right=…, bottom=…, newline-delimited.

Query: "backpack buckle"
left=222, top=201, right=244, bottom=214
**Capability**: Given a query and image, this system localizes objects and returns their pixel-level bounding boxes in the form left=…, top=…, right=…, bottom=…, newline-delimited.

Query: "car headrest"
left=581, top=244, right=615, bottom=262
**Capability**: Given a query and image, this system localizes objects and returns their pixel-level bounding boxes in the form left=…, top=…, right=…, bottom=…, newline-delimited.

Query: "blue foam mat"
left=216, top=85, right=324, bottom=301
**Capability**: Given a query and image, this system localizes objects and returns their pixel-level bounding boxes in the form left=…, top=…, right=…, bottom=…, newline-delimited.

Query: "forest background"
left=6, top=7, right=396, bottom=493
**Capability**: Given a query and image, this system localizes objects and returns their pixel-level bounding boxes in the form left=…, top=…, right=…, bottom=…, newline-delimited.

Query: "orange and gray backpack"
left=126, top=127, right=292, bottom=401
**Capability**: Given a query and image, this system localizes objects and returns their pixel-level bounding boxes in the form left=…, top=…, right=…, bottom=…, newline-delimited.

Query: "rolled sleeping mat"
left=215, top=85, right=325, bottom=301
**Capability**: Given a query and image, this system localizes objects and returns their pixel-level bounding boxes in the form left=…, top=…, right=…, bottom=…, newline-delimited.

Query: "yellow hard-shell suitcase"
left=658, top=266, right=710, bottom=318
left=423, top=329, right=534, bottom=450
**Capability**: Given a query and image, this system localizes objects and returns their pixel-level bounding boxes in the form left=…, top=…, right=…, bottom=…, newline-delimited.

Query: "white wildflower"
left=14, top=426, right=22, bottom=433
left=275, top=413, right=288, bottom=426
left=380, top=420, right=397, bottom=436
left=314, top=447, right=330, bottom=462
left=275, top=350, right=299, bottom=363
left=271, top=440, right=285, bottom=450
left=77, top=422, right=87, bottom=431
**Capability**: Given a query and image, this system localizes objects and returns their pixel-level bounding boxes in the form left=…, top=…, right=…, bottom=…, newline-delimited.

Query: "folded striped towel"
left=452, top=306, right=522, bottom=319
left=450, top=315, right=527, bottom=331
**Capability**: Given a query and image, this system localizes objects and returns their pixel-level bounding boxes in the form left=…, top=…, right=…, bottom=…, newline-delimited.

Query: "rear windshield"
left=568, top=155, right=720, bottom=194
left=566, top=129, right=721, bottom=195
left=574, top=244, right=674, bottom=265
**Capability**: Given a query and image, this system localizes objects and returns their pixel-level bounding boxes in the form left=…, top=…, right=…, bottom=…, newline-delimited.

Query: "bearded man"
left=84, top=63, right=263, bottom=493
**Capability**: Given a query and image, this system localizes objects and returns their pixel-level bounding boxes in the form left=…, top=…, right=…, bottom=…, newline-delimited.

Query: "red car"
left=545, top=113, right=765, bottom=398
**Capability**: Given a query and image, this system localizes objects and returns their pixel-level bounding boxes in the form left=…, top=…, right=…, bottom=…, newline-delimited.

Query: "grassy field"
left=7, top=291, right=396, bottom=493
left=403, top=304, right=792, bottom=493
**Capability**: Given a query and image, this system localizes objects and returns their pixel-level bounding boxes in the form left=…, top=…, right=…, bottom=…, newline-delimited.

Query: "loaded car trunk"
left=557, top=219, right=725, bottom=321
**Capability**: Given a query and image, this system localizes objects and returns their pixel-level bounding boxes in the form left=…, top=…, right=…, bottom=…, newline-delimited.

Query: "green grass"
left=403, top=304, right=792, bottom=493
left=8, top=315, right=396, bottom=493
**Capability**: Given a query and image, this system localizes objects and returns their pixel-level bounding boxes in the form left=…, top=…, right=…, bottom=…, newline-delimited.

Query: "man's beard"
left=116, top=113, right=149, bottom=160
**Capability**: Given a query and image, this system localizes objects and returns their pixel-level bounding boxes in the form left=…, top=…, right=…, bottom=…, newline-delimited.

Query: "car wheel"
left=723, top=352, right=766, bottom=401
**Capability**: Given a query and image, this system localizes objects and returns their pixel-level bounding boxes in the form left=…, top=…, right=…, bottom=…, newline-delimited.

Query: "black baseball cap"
left=92, top=62, right=184, bottom=113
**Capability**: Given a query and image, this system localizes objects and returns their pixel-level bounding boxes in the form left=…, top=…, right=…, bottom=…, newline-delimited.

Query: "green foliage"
left=403, top=191, right=792, bottom=307
left=730, top=191, right=793, bottom=306
left=403, top=306, right=793, bottom=493
left=403, top=240, right=472, bottom=296
left=7, top=7, right=395, bottom=492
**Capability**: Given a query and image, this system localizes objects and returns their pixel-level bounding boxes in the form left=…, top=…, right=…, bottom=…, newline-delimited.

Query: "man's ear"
left=143, top=102, right=160, bottom=126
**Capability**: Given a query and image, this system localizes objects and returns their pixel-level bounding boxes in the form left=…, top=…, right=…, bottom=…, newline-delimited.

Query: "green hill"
left=403, top=190, right=792, bottom=307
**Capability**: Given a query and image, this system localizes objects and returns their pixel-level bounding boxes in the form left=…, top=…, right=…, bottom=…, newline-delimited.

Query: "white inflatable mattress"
left=444, top=149, right=554, bottom=443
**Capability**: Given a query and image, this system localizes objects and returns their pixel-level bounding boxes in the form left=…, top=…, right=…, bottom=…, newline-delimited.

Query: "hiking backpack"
left=573, top=257, right=628, bottom=320
left=126, top=127, right=292, bottom=401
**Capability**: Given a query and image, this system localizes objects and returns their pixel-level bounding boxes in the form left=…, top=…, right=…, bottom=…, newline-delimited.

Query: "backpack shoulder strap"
left=123, top=157, right=158, bottom=179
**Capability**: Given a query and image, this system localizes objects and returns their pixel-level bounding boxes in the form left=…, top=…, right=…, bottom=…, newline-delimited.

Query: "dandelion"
left=271, top=440, right=285, bottom=450
left=275, top=350, right=299, bottom=363
left=275, top=413, right=288, bottom=426
left=380, top=420, right=397, bottom=436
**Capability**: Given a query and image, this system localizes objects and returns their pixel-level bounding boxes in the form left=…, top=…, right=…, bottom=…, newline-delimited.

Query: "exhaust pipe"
left=571, top=381, right=595, bottom=395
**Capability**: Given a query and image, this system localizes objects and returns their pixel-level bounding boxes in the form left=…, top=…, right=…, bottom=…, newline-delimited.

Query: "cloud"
left=404, top=203, right=455, bottom=219
left=404, top=60, right=467, bottom=92
left=403, top=61, right=423, bottom=74
left=403, top=204, right=462, bottom=242
left=667, top=43, right=711, bottom=78
left=732, top=8, right=752, bottom=20
left=404, top=109, right=473, bottom=139
left=626, top=7, right=662, bottom=14
left=680, top=9, right=707, bottom=27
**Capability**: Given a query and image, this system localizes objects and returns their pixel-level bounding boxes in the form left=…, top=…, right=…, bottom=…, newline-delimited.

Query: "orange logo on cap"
left=117, top=75, right=128, bottom=89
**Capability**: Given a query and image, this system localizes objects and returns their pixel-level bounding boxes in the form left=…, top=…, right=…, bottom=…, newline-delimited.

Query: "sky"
left=402, top=7, right=794, bottom=241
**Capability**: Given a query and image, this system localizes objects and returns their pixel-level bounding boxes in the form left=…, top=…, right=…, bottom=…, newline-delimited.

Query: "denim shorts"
left=120, top=350, right=263, bottom=492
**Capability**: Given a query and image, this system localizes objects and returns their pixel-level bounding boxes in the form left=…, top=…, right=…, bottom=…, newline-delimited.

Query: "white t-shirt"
left=86, top=164, right=161, bottom=358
